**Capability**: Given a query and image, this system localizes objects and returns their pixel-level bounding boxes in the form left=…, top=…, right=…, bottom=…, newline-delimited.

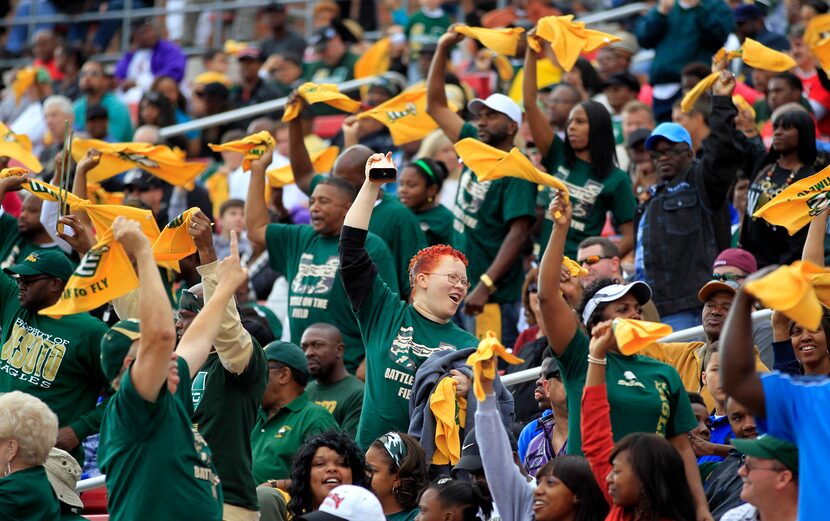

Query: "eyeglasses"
left=426, top=272, right=471, bottom=289
left=712, top=273, right=746, bottom=282
left=650, top=145, right=688, bottom=160
left=15, top=275, right=54, bottom=286
left=578, top=255, right=611, bottom=266
left=740, top=456, right=786, bottom=474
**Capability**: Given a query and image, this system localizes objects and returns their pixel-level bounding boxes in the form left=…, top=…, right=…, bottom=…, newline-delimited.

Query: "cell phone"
left=368, top=155, right=397, bottom=181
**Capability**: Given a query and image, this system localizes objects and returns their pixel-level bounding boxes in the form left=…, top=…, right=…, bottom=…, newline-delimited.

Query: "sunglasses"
left=650, top=145, right=688, bottom=160
left=15, top=275, right=54, bottom=285
left=578, top=255, right=611, bottom=266
left=711, top=273, right=746, bottom=282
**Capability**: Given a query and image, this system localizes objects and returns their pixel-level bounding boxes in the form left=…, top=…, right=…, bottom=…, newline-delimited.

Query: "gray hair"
left=0, top=391, right=59, bottom=467
left=43, top=95, right=74, bottom=116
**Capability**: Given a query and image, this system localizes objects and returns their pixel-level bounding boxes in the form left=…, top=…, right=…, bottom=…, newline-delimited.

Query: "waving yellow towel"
left=745, top=261, right=827, bottom=331
left=612, top=318, right=673, bottom=355
left=208, top=131, right=276, bottom=171
left=455, top=25, right=525, bottom=56
left=282, top=83, right=362, bottom=122
left=354, top=37, right=391, bottom=79
left=466, top=330, right=524, bottom=401
left=152, top=208, right=200, bottom=262
left=0, top=123, right=43, bottom=172
left=528, top=15, right=619, bottom=71
left=563, top=256, right=589, bottom=277
left=752, top=165, right=830, bottom=235
left=429, top=376, right=467, bottom=465
left=357, top=87, right=446, bottom=145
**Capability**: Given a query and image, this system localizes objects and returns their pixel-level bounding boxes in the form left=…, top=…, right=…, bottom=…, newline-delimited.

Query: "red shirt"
left=797, top=70, right=830, bottom=136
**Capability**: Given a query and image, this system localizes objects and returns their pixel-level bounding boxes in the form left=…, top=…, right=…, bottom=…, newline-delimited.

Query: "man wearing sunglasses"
left=0, top=249, right=110, bottom=466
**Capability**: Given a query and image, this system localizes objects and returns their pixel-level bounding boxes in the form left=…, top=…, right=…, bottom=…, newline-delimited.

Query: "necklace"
left=769, top=162, right=802, bottom=188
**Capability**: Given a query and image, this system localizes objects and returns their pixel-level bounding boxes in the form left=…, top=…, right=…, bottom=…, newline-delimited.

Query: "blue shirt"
left=698, top=414, right=732, bottom=464
left=518, top=409, right=552, bottom=463
left=758, top=372, right=830, bottom=520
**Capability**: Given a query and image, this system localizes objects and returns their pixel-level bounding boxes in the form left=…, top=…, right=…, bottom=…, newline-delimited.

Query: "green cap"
left=100, top=319, right=141, bottom=382
left=264, top=340, right=308, bottom=377
left=732, top=434, right=799, bottom=474
left=3, top=250, right=75, bottom=282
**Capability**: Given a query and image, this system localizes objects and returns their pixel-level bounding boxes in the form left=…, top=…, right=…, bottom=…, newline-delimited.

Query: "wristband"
left=480, top=274, right=496, bottom=293
left=587, top=354, right=607, bottom=366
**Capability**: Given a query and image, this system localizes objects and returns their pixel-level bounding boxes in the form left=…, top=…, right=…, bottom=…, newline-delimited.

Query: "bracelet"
left=587, top=354, right=607, bottom=366
left=480, top=274, right=496, bottom=293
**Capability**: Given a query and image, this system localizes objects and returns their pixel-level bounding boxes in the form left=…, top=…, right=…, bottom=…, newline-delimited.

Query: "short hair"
left=687, top=391, right=707, bottom=409
left=621, top=100, right=653, bottom=119
left=316, top=176, right=358, bottom=202
left=772, top=72, right=804, bottom=93
left=577, top=236, right=620, bottom=258
left=0, top=391, right=59, bottom=466
left=203, top=48, right=225, bottom=62
left=678, top=96, right=711, bottom=126
left=43, top=95, right=73, bottom=115
left=219, top=198, right=245, bottom=217
left=407, top=158, right=449, bottom=191
left=702, top=341, right=719, bottom=371
left=680, top=62, right=712, bottom=83
left=408, top=244, right=469, bottom=291
left=788, top=23, right=806, bottom=40
left=221, top=128, right=245, bottom=144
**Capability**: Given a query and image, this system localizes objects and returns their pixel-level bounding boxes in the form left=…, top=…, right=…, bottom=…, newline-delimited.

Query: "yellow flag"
left=454, top=25, right=525, bottom=56
left=612, top=318, right=673, bottom=355
left=11, top=67, right=36, bottom=103
left=745, top=261, right=827, bottom=331
left=152, top=208, right=200, bottom=262
left=454, top=138, right=570, bottom=206
left=354, top=37, right=391, bottom=79
left=0, top=123, right=44, bottom=172
left=208, top=131, right=275, bottom=171
left=529, top=15, right=620, bottom=71
left=741, top=38, right=797, bottom=71
left=465, top=330, right=523, bottom=401
left=282, top=83, right=362, bottom=122
left=70, top=139, right=206, bottom=188
left=563, top=256, right=589, bottom=277
left=39, top=228, right=139, bottom=316
left=752, top=166, right=830, bottom=235
left=266, top=146, right=339, bottom=188
left=356, top=87, right=447, bottom=145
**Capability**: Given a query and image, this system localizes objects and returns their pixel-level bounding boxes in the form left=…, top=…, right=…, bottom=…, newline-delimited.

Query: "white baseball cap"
left=298, top=485, right=385, bottom=521
left=467, top=93, right=523, bottom=127
left=581, top=281, right=652, bottom=324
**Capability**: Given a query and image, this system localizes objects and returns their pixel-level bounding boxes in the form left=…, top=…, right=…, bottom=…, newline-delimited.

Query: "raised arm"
left=244, top=150, right=274, bottom=246
left=537, top=195, right=578, bottom=355
left=581, top=321, right=614, bottom=506
left=112, top=216, right=177, bottom=403
left=343, top=152, right=390, bottom=231
left=523, top=38, right=554, bottom=157
left=802, top=209, right=829, bottom=266
left=701, top=69, right=742, bottom=209
left=721, top=279, right=768, bottom=417
left=71, top=148, right=101, bottom=201
left=176, top=231, right=249, bottom=378
left=426, top=28, right=465, bottom=142
left=287, top=92, right=316, bottom=195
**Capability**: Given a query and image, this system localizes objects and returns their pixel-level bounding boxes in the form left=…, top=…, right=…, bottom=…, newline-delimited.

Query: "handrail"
left=575, top=2, right=649, bottom=24
left=157, top=76, right=378, bottom=138
left=500, top=309, right=773, bottom=387
left=76, top=474, right=106, bottom=493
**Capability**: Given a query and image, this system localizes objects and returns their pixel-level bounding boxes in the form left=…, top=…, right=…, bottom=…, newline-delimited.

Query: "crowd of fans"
left=1, top=0, right=830, bottom=520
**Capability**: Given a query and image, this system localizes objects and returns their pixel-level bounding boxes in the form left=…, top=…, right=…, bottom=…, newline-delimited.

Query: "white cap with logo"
left=297, top=484, right=385, bottom=521
left=467, top=93, right=523, bottom=127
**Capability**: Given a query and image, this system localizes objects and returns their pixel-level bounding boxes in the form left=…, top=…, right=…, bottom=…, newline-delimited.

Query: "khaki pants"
left=223, top=502, right=260, bottom=521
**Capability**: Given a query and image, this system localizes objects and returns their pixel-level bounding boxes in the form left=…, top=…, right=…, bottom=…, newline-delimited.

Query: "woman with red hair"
left=339, top=152, right=479, bottom=451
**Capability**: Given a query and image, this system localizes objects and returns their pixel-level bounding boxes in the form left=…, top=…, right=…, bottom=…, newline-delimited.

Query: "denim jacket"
left=635, top=96, right=741, bottom=316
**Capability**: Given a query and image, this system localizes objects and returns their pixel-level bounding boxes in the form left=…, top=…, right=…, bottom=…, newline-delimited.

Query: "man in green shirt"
left=251, top=341, right=339, bottom=485
left=303, top=21, right=359, bottom=85
left=302, top=322, right=364, bottom=439
left=0, top=245, right=109, bottom=466
left=0, top=187, right=62, bottom=270
left=285, top=94, right=427, bottom=297
left=246, top=152, right=398, bottom=372
left=426, top=28, right=537, bottom=348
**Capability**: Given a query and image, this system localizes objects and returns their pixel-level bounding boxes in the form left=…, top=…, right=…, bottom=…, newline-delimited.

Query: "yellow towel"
left=11, top=67, right=36, bottom=103
left=529, top=15, right=620, bottom=71
left=563, top=256, right=589, bottom=277
left=752, top=165, right=830, bottom=235
left=805, top=13, right=830, bottom=48
left=0, top=123, right=44, bottom=172
left=208, top=131, right=276, bottom=171
left=39, top=228, right=139, bottom=316
left=612, top=318, right=673, bottom=355
left=813, top=36, right=830, bottom=72
left=357, top=87, right=447, bottom=145
left=454, top=25, right=525, bottom=56
left=430, top=376, right=468, bottom=465
left=193, top=71, right=231, bottom=87
left=22, top=178, right=88, bottom=210
left=0, top=167, right=29, bottom=179
left=266, top=146, right=339, bottom=188
left=732, top=95, right=756, bottom=119
left=680, top=72, right=720, bottom=113
left=354, top=37, right=391, bottom=79
left=223, top=40, right=249, bottom=56
left=152, top=207, right=200, bottom=262
left=282, top=83, right=362, bottom=122
left=744, top=261, right=827, bottom=331
left=488, top=51, right=516, bottom=82
left=466, top=330, right=524, bottom=401
left=86, top=183, right=125, bottom=206
left=70, top=139, right=206, bottom=189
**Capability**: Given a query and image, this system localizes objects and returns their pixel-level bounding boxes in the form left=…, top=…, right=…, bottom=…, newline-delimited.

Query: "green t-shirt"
left=306, top=374, right=364, bottom=439
left=99, top=357, right=223, bottom=521
left=0, top=466, right=60, bottom=521
left=191, top=345, right=268, bottom=511
left=371, top=193, right=428, bottom=296
left=0, top=271, right=109, bottom=464
left=556, top=329, right=698, bottom=456
left=250, top=392, right=339, bottom=483
left=265, top=223, right=398, bottom=372
left=405, top=9, right=452, bottom=61
left=453, top=124, right=537, bottom=303
left=0, top=212, right=62, bottom=270
left=538, top=136, right=636, bottom=257
left=355, top=272, right=478, bottom=450
left=303, top=52, right=359, bottom=85
left=415, top=204, right=454, bottom=247
left=387, top=508, right=420, bottom=521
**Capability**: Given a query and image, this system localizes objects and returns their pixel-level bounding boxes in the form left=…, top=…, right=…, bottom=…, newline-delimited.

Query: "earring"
left=4, top=461, right=10, bottom=477
left=428, top=196, right=434, bottom=203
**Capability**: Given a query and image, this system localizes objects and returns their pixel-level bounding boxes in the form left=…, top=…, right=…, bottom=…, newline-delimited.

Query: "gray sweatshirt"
left=477, top=393, right=536, bottom=521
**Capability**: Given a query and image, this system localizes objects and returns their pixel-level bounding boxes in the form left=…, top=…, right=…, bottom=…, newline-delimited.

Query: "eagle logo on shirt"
left=389, top=326, right=454, bottom=371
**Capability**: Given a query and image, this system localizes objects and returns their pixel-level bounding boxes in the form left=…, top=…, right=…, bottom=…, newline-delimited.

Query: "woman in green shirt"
left=365, top=432, right=426, bottom=521
left=397, top=158, right=454, bottom=247
left=340, top=152, right=479, bottom=450
left=0, top=391, right=61, bottom=521
left=524, top=43, right=636, bottom=258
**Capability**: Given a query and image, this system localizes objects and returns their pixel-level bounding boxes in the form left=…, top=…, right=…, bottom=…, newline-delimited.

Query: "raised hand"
left=216, top=230, right=249, bottom=293
left=365, top=151, right=396, bottom=184
left=57, top=214, right=95, bottom=255
left=712, top=70, right=736, bottom=97
left=588, top=320, right=617, bottom=359
left=548, top=193, right=572, bottom=229
left=77, top=148, right=102, bottom=175
left=439, top=24, right=465, bottom=47
left=251, top=149, right=273, bottom=173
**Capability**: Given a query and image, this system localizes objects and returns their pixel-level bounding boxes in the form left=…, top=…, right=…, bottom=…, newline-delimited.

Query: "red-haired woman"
left=339, top=152, right=479, bottom=451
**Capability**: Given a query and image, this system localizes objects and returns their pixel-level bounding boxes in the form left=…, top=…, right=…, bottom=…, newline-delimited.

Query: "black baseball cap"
left=627, top=127, right=652, bottom=148
left=123, top=170, right=165, bottom=191
left=603, top=72, right=641, bottom=94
